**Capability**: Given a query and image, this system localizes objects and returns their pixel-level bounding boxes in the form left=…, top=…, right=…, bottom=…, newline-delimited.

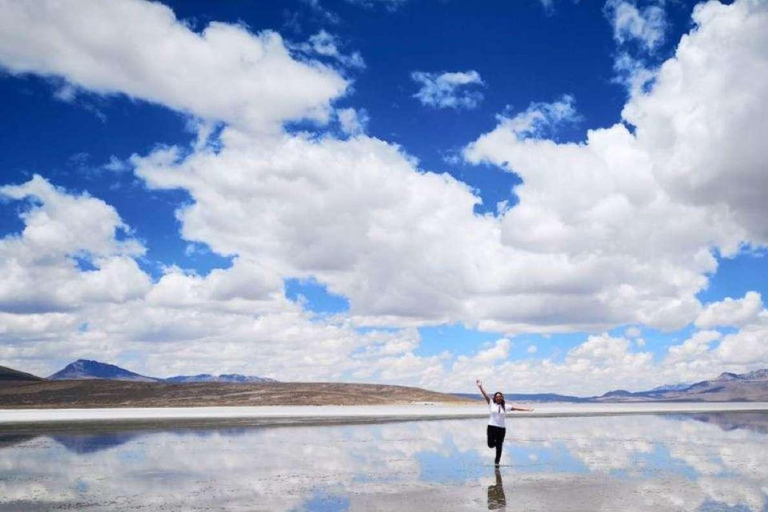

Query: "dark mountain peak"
left=49, top=360, right=158, bottom=382
left=716, top=372, right=741, bottom=381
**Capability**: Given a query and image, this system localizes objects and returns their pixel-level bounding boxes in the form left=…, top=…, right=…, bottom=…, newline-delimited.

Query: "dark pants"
left=487, top=425, right=506, bottom=464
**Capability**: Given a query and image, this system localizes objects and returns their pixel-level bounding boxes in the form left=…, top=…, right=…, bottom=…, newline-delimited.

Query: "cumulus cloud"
left=612, top=52, right=656, bottom=96
left=464, top=99, right=735, bottom=331
left=489, top=94, right=579, bottom=138
left=714, top=310, right=768, bottom=366
left=411, top=70, right=485, bottom=110
left=0, top=0, right=348, bottom=132
left=661, top=293, right=768, bottom=382
left=624, top=0, right=768, bottom=244
left=665, top=330, right=722, bottom=365
left=448, top=333, right=658, bottom=395
left=464, top=0, right=768, bottom=333
left=604, top=0, right=667, bottom=52
left=0, top=176, right=149, bottom=314
left=696, top=292, right=763, bottom=328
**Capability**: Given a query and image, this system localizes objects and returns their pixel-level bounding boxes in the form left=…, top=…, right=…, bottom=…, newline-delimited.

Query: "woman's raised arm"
left=476, top=379, right=490, bottom=403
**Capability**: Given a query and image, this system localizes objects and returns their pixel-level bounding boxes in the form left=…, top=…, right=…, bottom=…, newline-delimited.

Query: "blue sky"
left=0, top=0, right=766, bottom=393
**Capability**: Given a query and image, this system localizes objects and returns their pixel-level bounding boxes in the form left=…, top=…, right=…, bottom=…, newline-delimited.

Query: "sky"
left=0, top=0, right=767, bottom=395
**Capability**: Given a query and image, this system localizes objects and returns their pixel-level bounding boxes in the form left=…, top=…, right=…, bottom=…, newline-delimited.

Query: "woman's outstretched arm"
left=506, top=404, right=534, bottom=412
left=476, top=379, right=490, bottom=403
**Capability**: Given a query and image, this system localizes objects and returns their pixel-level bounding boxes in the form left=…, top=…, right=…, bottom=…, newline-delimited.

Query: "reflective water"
left=1, top=412, right=767, bottom=511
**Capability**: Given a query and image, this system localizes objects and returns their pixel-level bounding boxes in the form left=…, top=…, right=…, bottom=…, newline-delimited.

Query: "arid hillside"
left=0, top=380, right=476, bottom=408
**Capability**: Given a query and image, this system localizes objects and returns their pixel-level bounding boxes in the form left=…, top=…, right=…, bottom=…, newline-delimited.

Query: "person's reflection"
left=487, top=467, right=507, bottom=510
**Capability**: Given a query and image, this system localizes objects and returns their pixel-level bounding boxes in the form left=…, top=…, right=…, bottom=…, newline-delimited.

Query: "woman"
left=476, top=379, right=534, bottom=466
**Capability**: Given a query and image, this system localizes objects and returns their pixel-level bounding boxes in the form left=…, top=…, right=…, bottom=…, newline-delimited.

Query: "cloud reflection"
left=0, top=413, right=766, bottom=511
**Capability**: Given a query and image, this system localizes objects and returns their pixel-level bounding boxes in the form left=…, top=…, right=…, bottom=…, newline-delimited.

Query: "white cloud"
left=464, top=0, right=768, bottom=333
left=489, top=94, right=579, bottom=138
left=714, top=311, right=768, bottom=365
left=411, top=70, right=485, bottom=110
left=449, top=333, right=658, bottom=395
left=0, top=0, right=348, bottom=132
left=624, top=0, right=768, bottom=244
left=464, top=99, right=735, bottom=331
left=0, top=176, right=149, bottom=314
left=662, top=299, right=768, bottom=381
left=294, top=30, right=366, bottom=70
left=612, top=52, right=656, bottom=96
left=527, top=345, right=538, bottom=354
left=337, top=107, right=370, bottom=136
left=696, top=292, right=763, bottom=328
left=665, top=330, right=722, bottom=364
left=604, top=0, right=667, bottom=52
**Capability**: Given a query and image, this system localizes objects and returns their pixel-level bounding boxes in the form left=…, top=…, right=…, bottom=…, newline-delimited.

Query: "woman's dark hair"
left=493, top=391, right=505, bottom=411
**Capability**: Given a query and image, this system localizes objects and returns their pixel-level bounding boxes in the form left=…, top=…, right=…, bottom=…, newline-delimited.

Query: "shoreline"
left=1, top=402, right=767, bottom=431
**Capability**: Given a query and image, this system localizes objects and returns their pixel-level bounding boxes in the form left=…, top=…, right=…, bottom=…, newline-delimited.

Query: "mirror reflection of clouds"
left=0, top=413, right=767, bottom=511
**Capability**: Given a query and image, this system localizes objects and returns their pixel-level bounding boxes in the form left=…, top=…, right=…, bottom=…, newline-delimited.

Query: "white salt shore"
left=1, top=401, right=767, bottom=425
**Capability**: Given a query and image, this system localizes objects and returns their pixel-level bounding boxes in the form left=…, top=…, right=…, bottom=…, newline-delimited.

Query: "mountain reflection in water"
left=0, top=411, right=766, bottom=511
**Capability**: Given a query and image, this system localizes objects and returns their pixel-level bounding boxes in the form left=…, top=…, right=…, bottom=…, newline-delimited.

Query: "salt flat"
left=1, top=401, right=767, bottom=425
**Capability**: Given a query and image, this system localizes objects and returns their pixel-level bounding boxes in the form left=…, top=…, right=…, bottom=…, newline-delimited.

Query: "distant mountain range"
left=165, top=374, right=276, bottom=384
left=454, top=369, right=768, bottom=403
left=649, top=383, right=692, bottom=392
left=47, top=359, right=275, bottom=384
left=592, top=369, right=768, bottom=403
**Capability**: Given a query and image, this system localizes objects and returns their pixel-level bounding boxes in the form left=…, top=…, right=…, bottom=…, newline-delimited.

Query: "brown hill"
left=0, top=380, right=475, bottom=409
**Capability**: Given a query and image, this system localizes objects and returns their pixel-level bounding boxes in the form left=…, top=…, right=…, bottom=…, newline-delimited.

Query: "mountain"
left=47, top=360, right=276, bottom=384
left=601, top=389, right=635, bottom=398
left=715, top=372, right=741, bottom=382
left=49, top=360, right=160, bottom=382
left=595, top=368, right=768, bottom=402
left=0, top=365, right=43, bottom=382
left=730, top=369, right=768, bottom=381
left=649, top=383, right=691, bottom=393
left=165, top=374, right=277, bottom=384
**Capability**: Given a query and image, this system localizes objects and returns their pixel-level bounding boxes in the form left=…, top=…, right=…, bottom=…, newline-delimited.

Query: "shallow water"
left=1, top=412, right=767, bottom=511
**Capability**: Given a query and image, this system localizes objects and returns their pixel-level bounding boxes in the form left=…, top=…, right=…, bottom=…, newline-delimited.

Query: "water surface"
left=1, top=412, right=767, bottom=511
